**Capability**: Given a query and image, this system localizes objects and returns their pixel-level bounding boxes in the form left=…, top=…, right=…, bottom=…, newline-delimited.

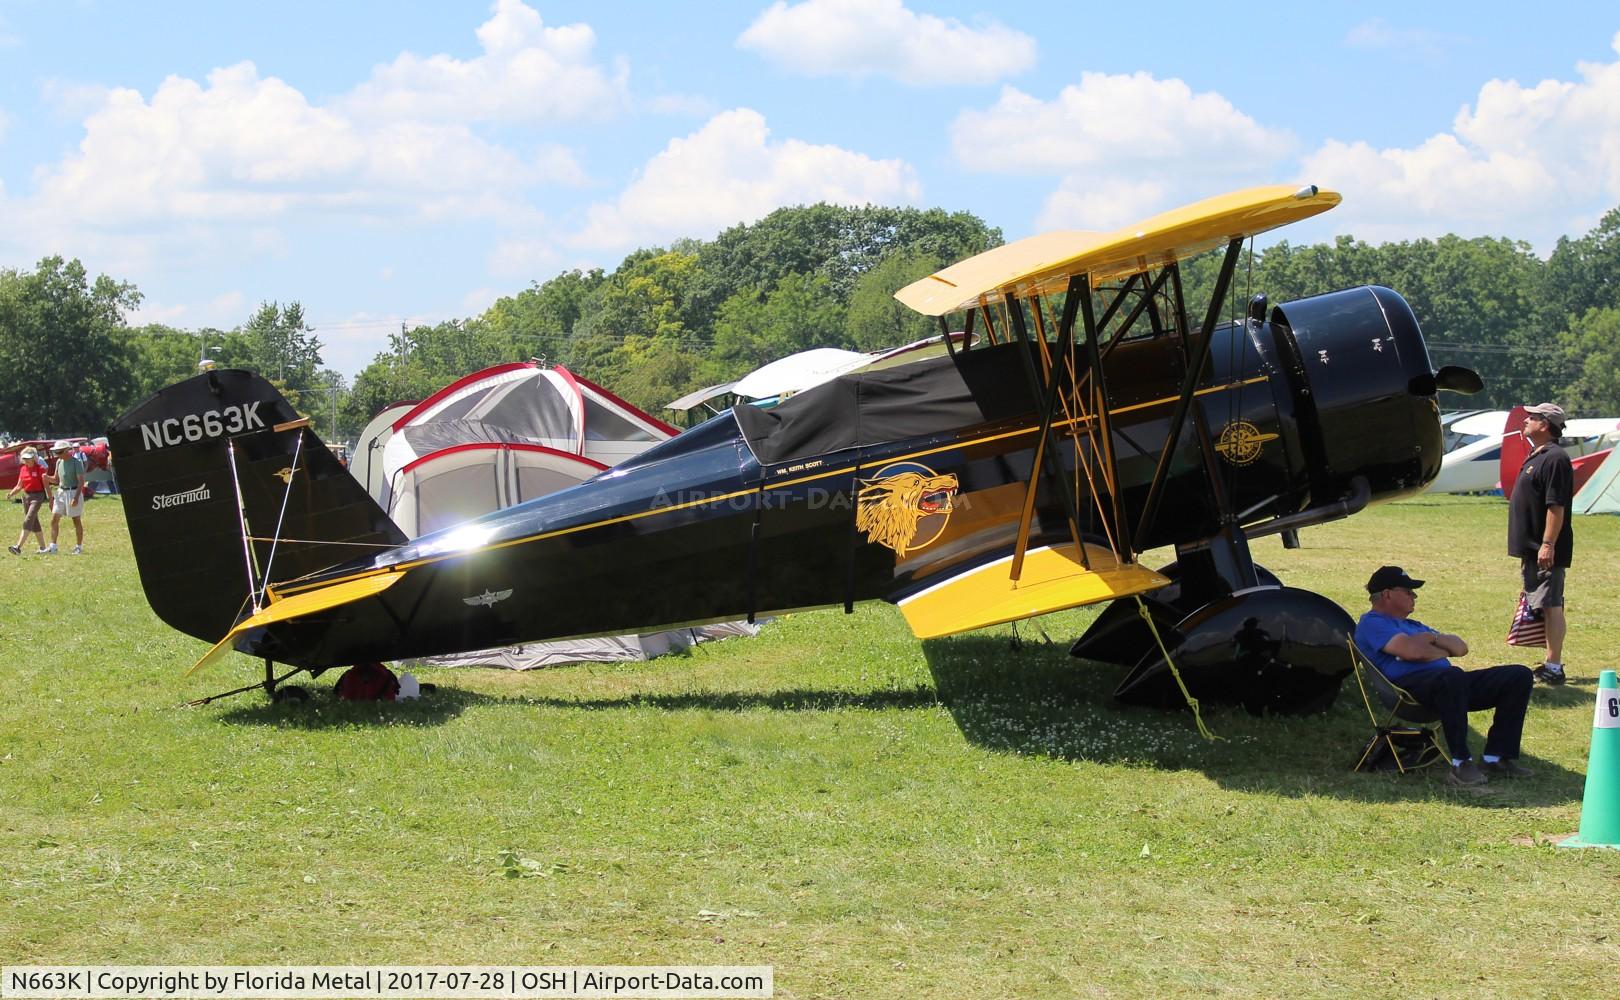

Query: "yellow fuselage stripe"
left=271, top=373, right=1270, bottom=599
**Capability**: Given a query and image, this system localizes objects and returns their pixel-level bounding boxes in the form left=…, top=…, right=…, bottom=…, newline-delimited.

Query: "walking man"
left=1508, top=403, right=1573, bottom=685
left=47, top=440, right=86, bottom=555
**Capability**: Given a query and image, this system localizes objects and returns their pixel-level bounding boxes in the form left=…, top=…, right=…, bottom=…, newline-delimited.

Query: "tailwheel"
left=271, top=685, right=311, bottom=704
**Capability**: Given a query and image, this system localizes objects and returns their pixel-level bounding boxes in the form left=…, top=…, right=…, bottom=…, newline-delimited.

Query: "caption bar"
left=2, top=967, right=772, bottom=999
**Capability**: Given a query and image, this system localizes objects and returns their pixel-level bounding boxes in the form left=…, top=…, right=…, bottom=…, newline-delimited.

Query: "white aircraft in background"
left=1427, top=410, right=1620, bottom=494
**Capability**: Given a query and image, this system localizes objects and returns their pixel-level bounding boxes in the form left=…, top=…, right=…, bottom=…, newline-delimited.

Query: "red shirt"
left=16, top=460, right=47, bottom=493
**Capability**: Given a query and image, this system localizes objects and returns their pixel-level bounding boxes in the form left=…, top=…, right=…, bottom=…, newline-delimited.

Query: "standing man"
left=1508, top=403, right=1573, bottom=685
left=47, top=440, right=86, bottom=555
left=1354, top=566, right=1534, bottom=786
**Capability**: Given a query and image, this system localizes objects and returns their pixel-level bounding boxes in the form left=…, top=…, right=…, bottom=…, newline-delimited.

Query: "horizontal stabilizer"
left=896, top=544, right=1170, bottom=639
left=186, top=573, right=405, bottom=676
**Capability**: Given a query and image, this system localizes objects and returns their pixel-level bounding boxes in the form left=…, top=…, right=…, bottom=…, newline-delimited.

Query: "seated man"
left=1353, top=565, right=1534, bottom=786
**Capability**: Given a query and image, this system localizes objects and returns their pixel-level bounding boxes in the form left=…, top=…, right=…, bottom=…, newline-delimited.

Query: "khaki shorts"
left=1520, top=558, right=1565, bottom=610
left=51, top=489, right=83, bottom=519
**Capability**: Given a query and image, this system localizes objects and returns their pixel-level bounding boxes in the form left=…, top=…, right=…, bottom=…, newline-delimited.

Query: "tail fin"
left=108, top=369, right=408, bottom=643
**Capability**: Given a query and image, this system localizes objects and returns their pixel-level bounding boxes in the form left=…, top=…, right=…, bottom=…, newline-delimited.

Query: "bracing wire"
left=256, top=429, right=305, bottom=607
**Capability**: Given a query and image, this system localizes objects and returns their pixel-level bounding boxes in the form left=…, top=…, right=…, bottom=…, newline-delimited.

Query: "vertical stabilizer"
left=108, top=370, right=407, bottom=642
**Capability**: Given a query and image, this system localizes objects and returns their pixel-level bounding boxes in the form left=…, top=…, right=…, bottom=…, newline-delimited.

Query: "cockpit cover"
left=733, top=342, right=1039, bottom=466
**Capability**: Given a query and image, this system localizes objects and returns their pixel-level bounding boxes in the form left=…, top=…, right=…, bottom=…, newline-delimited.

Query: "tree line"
left=3, top=202, right=1618, bottom=443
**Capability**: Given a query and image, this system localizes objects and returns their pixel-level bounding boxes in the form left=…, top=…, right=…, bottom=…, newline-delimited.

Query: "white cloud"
left=342, top=0, right=627, bottom=122
left=18, top=58, right=586, bottom=243
left=951, top=73, right=1293, bottom=230
left=1302, top=31, right=1620, bottom=248
left=461, top=287, right=501, bottom=315
left=40, top=80, right=114, bottom=121
left=488, top=237, right=562, bottom=278
left=737, top=0, right=1034, bottom=86
left=130, top=290, right=246, bottom=330
left=644, top=92, right=718, bottom=118
left=573, top=108, right=921, bottom=250
left=13, top=1, right=609, bottom=248
left=1344, top=18, right=1464, bottom=58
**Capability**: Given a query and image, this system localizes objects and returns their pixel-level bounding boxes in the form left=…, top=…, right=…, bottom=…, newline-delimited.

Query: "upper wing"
left=894, top=184, right=1340, bottom=316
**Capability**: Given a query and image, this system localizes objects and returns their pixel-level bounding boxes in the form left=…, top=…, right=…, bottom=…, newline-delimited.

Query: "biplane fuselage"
left=111, top=287, right=1441, bottom=673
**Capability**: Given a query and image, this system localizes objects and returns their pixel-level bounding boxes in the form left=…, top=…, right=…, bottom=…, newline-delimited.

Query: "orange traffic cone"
left=1560, top=669, right=1620, bottom=850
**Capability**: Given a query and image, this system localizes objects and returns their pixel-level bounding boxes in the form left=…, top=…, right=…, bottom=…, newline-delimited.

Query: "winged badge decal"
left=463, top=589, right=513, bottom=608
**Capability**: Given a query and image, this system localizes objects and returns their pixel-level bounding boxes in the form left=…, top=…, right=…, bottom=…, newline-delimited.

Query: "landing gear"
left=270, top=685, right=310, bottom=704
left=184, top=657, right=316, bottom=707
left=1071, top=529, right=1353, bottom=715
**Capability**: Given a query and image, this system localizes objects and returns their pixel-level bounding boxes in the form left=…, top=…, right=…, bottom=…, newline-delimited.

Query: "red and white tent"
left=381, top=362, right=677, bottom=537
left=379, top=362, right=759, bottom=668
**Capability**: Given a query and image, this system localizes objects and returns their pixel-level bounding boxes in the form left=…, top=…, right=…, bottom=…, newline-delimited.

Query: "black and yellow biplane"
left=110, top=185, right=1481, bottom=709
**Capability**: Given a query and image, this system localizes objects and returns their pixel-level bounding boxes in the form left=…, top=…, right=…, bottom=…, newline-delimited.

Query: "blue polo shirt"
left=1354, top=611, right=1452, bottom=681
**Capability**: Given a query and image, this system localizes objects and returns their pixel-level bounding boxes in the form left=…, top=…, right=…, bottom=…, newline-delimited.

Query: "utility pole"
left=398, top=319, right=408, bottom=398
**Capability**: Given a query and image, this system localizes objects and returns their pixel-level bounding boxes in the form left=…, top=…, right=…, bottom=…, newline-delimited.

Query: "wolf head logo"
left=856, top=467, right=959, bottom=557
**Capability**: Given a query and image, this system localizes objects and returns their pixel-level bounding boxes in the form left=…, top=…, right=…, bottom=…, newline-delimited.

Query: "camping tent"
left=384, top=362, right=761, bottom=667
left=381, top=362, right=677, bottom=536
left=1574, top=447, right=1620, bottom=514
left=353, top=401, right=418, bottom=509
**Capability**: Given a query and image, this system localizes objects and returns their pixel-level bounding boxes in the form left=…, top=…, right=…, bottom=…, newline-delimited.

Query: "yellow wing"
left=896, top=544, right=1170, bottom=639
left=895, top=184, right=1340, bottom=316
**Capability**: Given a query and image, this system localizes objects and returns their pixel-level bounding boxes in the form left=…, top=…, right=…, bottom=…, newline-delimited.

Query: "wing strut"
left=1078, top=273, right=1131, bottom=550
left=1008, top=276, right=1093, bottom=581
left=1133, top=238, right=1244, bottom=550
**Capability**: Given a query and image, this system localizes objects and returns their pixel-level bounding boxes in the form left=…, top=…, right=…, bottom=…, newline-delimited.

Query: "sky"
left=2, top=1, right=1618, bottom=380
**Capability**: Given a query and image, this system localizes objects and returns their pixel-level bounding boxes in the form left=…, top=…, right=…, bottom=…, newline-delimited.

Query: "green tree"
left=700, top=204, right=1001, bottom=304
left=239, top=301, right=323, bottom=404
left=570, top=250, right=706, bottom=384
left=0, top=256, right=141, bottom=436
left=844, top=249, right=947, bottom=351
left=1558, top=307, right=1620, bottom=415
left=122, top=324, right=209, bottom=400
left=710, top=273, right=847, bottom=378
left=605, top=336, right=707, bottom=415
left=481, top=268, right=605, bottom=364
left=1541, top=207, right=1620, bottom=327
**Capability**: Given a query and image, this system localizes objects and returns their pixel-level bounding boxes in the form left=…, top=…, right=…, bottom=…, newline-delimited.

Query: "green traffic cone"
left=1561, top=669, right=1620, bottom=850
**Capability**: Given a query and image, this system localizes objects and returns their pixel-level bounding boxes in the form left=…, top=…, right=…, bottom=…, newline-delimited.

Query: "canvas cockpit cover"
left=733, top=342, right=1038, bottom=466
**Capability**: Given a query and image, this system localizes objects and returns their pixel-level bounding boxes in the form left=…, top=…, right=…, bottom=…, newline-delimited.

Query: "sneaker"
left=35, top=547, right=48, bottom=554
left=44, top=543, right=57, bottom=554
left=1532, top=663, right=1567, bottom=686
left=1446, top=760, right=1488, bottom=787
left=6, top=545, right=18, bottom=555
left=1483, top=758, right=1534, bottom=778
left=71, top=545, right=82, bottom=555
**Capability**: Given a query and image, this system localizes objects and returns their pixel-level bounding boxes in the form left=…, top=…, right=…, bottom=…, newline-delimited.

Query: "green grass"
left=2, top=494, right=1617, bottom=998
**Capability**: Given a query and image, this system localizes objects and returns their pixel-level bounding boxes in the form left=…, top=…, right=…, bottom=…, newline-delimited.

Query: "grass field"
left=2, top=494, right=1617, bottom=998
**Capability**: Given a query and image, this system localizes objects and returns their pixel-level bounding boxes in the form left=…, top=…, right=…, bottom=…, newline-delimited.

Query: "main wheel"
left=270, top=685, right=310, bottom=704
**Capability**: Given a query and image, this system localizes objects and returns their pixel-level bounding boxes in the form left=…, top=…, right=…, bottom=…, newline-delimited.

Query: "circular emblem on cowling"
left=1214, top=420, right=1279, bottom=466
left=855, top=462, right=959, bottom=556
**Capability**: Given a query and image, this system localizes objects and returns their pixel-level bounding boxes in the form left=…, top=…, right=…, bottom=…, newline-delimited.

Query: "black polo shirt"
left=1508, top=442, right=1574, bottom=566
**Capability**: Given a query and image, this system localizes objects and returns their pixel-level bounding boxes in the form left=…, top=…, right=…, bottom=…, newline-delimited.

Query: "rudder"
left=108, top=370, right=407, bottom=643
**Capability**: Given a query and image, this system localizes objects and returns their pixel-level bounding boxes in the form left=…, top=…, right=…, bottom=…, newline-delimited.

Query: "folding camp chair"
left=1347, top=639, right=1447, bottom=773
